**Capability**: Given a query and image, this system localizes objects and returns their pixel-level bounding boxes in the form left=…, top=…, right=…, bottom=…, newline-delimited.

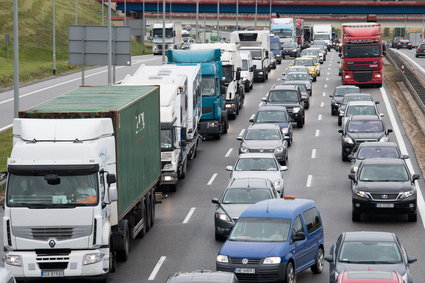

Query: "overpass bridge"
left=116, top=0, right=425, bottom=15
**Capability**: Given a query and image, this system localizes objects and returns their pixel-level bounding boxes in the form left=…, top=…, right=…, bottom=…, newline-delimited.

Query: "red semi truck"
left=341, top=23, right=383, bottom=87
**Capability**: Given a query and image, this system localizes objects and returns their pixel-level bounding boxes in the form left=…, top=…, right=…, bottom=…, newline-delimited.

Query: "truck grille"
left=202, top=106, right=213, bottom=114
left=353, top=71, right=373, bottom=82
left=38, top=262, right=68, bottom=270
left=230, top=257, right=262, bottom=264
left=347, top=61, right=376, bottom=70
left=13, top=226, right=92, bottom=240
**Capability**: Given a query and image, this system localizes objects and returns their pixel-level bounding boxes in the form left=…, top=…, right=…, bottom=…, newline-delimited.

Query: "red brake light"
left=419, top=48, right=423, bottom=51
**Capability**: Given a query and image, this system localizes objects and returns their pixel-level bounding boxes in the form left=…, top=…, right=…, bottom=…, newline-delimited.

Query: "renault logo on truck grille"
left=48, top=239, right=56, bottom=248
left=242, top=258, right=249, bottom=264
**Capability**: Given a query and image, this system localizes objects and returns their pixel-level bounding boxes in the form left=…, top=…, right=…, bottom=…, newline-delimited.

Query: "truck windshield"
left=222, top=65, right=233, bottom=85
left=242, top=60, right=249, bottom=71
left=249, top=50, right=262, bottom=60
left=344, top=45, right=381, bottom=58
left=201, top=77, right=216, bottom=97
left=273, top=30, right=292, bottom=38
left=152, top=28, right=173, bottom=38
left=314, top=34, right=330, bottom=40
left=161, top=129, right=174, bottom=150
left=7, top=173, right=99, bottom=207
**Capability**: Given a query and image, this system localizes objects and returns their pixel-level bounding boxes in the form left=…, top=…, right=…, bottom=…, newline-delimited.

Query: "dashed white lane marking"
left=322, top=92, right=326, bottom=96
left=327, top=72, right=330, bottom=76
left=326, top=78, right=329, bottom=81
left=225, top=148, right=233, bottom=157
left=182, top=207, right=196, bottom=224
left=320, top=102, right=324, bottom=107
left=324, top=84, right=328, bottom=88
left=239, top=129, right=245, bottom=137
left=207, top=173, right=218, bottom=185
left=328, top=67, right=331, bottom=71
left=306, top=175, right=313, bottom=187
left=315, top=130, right=320, bottom=137
left=148, top=256, right=167, bottom=280
left=258, top=102, right=263, bottom=107
left=318, top=114, right=322, bottom=120
left=311, top=149, right=317, bottom=159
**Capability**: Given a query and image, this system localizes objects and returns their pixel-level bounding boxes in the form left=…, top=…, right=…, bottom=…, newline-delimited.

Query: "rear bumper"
left=254, top=69, right=266, bottom=81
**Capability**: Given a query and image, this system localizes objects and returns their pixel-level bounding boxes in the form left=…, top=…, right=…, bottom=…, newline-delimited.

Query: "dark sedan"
left=339, top=115, right=392, bottom=161
left=325, top=231, right=416, bottom=283
left=330, top=86, right=360, bottom=116
left=397, top=39, right=412, bottom=49
left=282, top=42, right=300, bottom=58
left=349, top=158, right=419, bottom=222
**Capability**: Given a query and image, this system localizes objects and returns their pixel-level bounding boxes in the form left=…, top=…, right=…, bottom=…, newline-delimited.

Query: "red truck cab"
left=341, top=23, right=383, bottom=88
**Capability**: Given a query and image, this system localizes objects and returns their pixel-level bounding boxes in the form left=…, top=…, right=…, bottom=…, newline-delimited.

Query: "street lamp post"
left=269, top=0, right=272, bottom=28
left=255, top=0, right=258, bottom=29
left=13, top=0, right=19, bottom=118
left=217, top=0, right=220, bottom=40
left=142, top=0, right=145, bottom=53
left=162, top=0, right=166, bottom=64
left=102, top=0, right=104, bottom=25
left=75, top=0, right=78, bottom=24
left=236, top=0, right=239, bottom=30
left=124, top=0, right=127, bottom=25
left=52, top=0, right=56, bottom=75
left=196, top=0, right=199, bottom=42
left=108, top=0, right=112, bottom=85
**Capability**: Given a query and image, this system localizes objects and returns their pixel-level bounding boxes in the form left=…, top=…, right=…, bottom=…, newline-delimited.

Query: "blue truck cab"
left=216, top=198, right=324, bottom=282
left=168, top=49, right=228, bottom=139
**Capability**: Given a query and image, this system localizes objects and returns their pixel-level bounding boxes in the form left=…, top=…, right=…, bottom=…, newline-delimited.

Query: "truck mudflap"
left=160, top=171, right=178, bottom=185
left=4, top=248, right=110, bottom=279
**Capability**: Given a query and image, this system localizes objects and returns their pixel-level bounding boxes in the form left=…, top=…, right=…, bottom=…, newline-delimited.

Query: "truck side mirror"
left=265, top=50, right=269, bottom=57
left=236, top=69, right=241, bottom=81
left=181, top=127, right=187, bottom=141
left=221, top=85, right=226, bottom=94
left=107, top=173, right=116, bottom=185
left=249, top=66, right=254, bottom=72
left=0, top=172, right=7, bottom=181
left=253, top=65, right=257, bottom=70
left=108, top=186, right=118, bottom=202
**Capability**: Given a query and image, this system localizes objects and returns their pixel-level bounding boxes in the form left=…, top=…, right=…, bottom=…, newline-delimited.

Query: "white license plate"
left=376, top=203, right=394, bottom=208
left=41, top=271, right=64, bottom=278
left=234, top=268, right=255, bottom=274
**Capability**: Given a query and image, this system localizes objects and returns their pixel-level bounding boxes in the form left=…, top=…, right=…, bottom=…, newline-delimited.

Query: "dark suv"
left=349, top=158, right=420, bottom=222
left=262, top=85, right=305, bottom=128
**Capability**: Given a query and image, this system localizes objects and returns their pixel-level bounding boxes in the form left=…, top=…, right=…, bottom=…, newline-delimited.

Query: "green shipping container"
left=19, top=86, right=161, bottom=220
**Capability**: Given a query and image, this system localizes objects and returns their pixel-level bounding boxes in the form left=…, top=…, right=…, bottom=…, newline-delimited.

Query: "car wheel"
left=250, top=83, right=253, bottom=90
left=311, top=247, right=324, bottom=274
left=215, top=232, right=224, bottom=241
left=313, top=76, right=317, bottom=82
left=338, top=117, right=342, bottom=126
left=408, top=213, right=417, bottom=222
left=285, top=261, right=296, bottom=283
left=352, top=211, right=361, bottom=222
left=305, top=101, right=310, bottom=110
left=297, top=118, right=304, bottom=128
left=342, top=150, right=349, bottom=162
left=288, top=137, right=292, bottom=147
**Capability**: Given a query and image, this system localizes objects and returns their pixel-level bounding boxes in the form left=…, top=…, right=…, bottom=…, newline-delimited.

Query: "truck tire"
left=116, top=220, right=130, bottom=262
left=150, top=195, right=155, bottom=227
left=136, top=203, right=147, bottom=238
left=109, top=243, right=116, bottom=273
left=180, top=159, right=187, bottom=179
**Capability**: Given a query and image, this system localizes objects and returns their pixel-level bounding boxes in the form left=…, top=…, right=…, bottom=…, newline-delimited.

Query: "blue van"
left=216, top=198, right=324, bottom=283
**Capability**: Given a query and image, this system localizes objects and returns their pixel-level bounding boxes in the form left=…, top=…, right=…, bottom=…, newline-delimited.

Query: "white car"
left=226, top=153, right=287, bottom=196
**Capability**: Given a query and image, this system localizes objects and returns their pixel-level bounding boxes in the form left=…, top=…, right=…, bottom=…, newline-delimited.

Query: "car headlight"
left=400, top=189, right=415, bottom=199
left=274, top=146, right=284, bottom=153
left=355, top=190, right=368, bottom=198
left=263, top=257, right=281, bottom=264
left=292, top=49, right=297, bottom=52
left=240, top=146, right=249, bottom=153
left=379, top=136, right=389, bottom=142
left=281, top=128, right=289, bottom=135
left=273, top=179, right=281, bottom=188
left=343, top=137, right=354, bottom=144
left=293, top=107, right=301, bottom=113
left=215, top=210, right=232, bottom=222
left=83, top=252, right=104, bottom=265
left=4, top=255, right=22, bottom=267
left=208, top=121, right=218, bottom=128
left=217, top=255, right=229, bottom=263
left=402, top=273, right=408, bottom=282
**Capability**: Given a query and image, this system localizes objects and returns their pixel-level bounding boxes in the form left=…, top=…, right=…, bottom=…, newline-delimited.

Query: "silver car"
left=238, top=123, right=289, bottom=165
left=226, top=153, right=287, bottom=195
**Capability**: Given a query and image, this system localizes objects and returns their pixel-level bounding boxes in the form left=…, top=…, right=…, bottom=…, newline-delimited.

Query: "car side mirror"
left=109, top=186, right=118, bottom=202
left=329, top=95, right=334, bottom=98
left=292, top=231, right=305, bottom=242
left=338, top=129, right=343, bottom=134
left=348, top=173, right=356, bottom=181
left=249, top=118, right=254, bottom=123
left=347, top=154, right=354, bottom=160
left=315, top=63, right=319, bottom=66
left=379, top=113, right=384, bottom=117
left=0, top=172, right=7, bottom=181
left=408, top=256, right=417, bottom=264
left=338, top=53, right=342, bottom=58
left=375, top=101, right=380, bottom=104
left=387, top=129, right=393, bottom=134
left=253, top=65, right=257, bottom=70
left=212, top=198, right=219, bottom=204
left=236, top=136, right=243, bottom=141
left=265, top=50, right=269, bottom=57
left=412, top=174, right=420, bottom=181
left=107, top=173, right=116, bottom=185
left=261, top=97, right=267, bottom=102
left=324, top=255, right=334, bottom=263
left=401, top=154, right=409, bottom=159
left=280, top=166, right=288, bottom=171
left=226, top=166, right=233, bottom=171
left=289, top=63, right=293, bottom=66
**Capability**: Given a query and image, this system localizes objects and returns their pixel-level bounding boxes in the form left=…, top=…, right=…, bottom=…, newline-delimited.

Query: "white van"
left=240, top=51, right=254, bottom=92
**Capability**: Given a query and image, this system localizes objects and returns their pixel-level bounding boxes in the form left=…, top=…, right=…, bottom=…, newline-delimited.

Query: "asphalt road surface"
left=1, top=50, right=425, bottom=283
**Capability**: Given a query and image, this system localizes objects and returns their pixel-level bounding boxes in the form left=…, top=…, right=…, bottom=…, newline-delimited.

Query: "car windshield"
left=343, top=96, right=373, bottom=105
left=271, top=42, right=281, bottom=50
left=256, top=110, right=288, bottom=123
left=357, top=147, right=399, bottom=159
left=161, top=128, right=174, bottom=149
left=201, top=77, right=216, bottom=97
left=7, top=173, right=99, bottom=207
left=338, top=241, right=402, bottom=264
left=229, top=217, right=291, bottom=242
left=242, top=59, right=249, bottom=71
left=283, top=42, right=297, bottom=48
left=235, top=158, right=279, bottom=171
left=347, top=120, right=384, bottom=133
left=222, top=188, right=273, bottom=204
left=295, top=59, right=313, bottom=66
left=222, top=65, right=233, bottom=84
left=288, top=84, right=307, bottom=92
left=268, top=90, right=299, bottom=104
left=286, top=73, right=309, bottom=81
left=359, top=164, right=409, bottom=182
left=245, top=128, right=281, bottom=140
left=344, top=45, right=381, bottom=58
left=287, top=67, right=307, bottom=74
left=346, top=105, right=377, bottom=116
left=301, top=50, right=319, bottom=57
left=250, top=50, right=262, bottom=60
left=334, top=88, right=360, bottom=97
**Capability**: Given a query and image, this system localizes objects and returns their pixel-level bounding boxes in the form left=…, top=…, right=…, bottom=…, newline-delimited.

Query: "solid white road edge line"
left=148, top=256, right=167, bottom=280
left=225, top=148, right=233, bottom=157
left=315, top=130, right=320, bottom=137
left=207, top=173, right=218, bottom=186
left=311, top=149, right=317, bottom=159
left=0, top=124, right=12, bottom=133
left=183, top=207, right=196, bottom=224
left=306, top=175, right=312, bottom=187
left=394, top=49, right=425, bottom=74
left=380, top=87, right=425, bottom=229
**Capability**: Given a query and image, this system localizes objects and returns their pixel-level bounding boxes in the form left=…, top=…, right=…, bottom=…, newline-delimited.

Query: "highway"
left=1, top=51, right=425, bottom=282
left=395, top=47, right=425, bottom=73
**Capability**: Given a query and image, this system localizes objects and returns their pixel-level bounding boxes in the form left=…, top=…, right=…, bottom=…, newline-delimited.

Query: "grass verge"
left=0, top=128, right=12, bottom=173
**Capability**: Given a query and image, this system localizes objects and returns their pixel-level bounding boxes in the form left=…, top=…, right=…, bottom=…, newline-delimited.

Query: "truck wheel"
left=180, top=160, right=187, bottom=179
left=116, top=220, right=130, bottom=262
left=109, top=245, right=116, bottom=273
left=150, top=195, right=155, bottom=227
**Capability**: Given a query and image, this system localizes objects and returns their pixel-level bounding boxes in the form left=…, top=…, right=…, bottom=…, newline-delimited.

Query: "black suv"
left=349, top=158, right=420, bottom=222
left=339, top=115, right=392, bottom=161
left=262, top=85, right=305, bottom=128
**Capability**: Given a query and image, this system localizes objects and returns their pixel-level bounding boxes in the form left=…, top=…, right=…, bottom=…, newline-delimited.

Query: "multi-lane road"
left=1, top=50, right=425, bottom=282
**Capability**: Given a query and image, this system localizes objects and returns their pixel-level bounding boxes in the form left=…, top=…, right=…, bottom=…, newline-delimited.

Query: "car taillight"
left=408, top=43, right=412, bottom=45
left=419, top=48, right=423, bottom=51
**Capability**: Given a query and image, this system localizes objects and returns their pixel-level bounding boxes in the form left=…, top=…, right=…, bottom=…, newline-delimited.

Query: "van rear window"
left=303, top=207, right=321, bottom=234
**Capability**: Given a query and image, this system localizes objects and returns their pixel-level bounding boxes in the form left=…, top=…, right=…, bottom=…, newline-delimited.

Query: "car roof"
left=357, top=141, right=398, bottom=148
left=285, top=72, right=308, bottom=76
left=237, top=152, right=277, bottom=159
left=271, top=84, right=298, bottom=91
left=335, top=85, right=360, bottom=90
left=360, top=158, right=405, bottom=166
left=247, top=123, right=281, bottom=130
left=287, top=66, right=307, bottom=69
left=229, top=177, right=272, bottom=189
left=343, top=231, right=395, bottom=242
left=256, top=105, right=287, bottom=112
left=283, top=81, right=308, bottom=85
left=295, top=57, right=314, bottom=60
left=346, top=101, right=376, bottom=106
left=167, top=271, right=236, bottom=283
left=344, top=93, right=372, bottom=97
left=240, top=198, right=316, bottom=219
left=349, top=115, right=381, bottom=121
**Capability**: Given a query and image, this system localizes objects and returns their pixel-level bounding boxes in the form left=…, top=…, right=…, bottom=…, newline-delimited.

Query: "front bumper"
left=226, top=100, right=237, bottom=115
left=342, top=70, right=382, bottom=85
left=217, top=261, right=286, bottom=282
left=352, top=196, right=417, bottom=215
left=4, top=248, right=109, bottom=279
left=160, top=171, right=178, bottom=185
left=199, top=120, right=220, bottom=136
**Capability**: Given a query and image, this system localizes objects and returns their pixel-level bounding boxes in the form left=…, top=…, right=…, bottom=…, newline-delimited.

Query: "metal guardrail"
left=386, top=48, right=425, bottom=115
